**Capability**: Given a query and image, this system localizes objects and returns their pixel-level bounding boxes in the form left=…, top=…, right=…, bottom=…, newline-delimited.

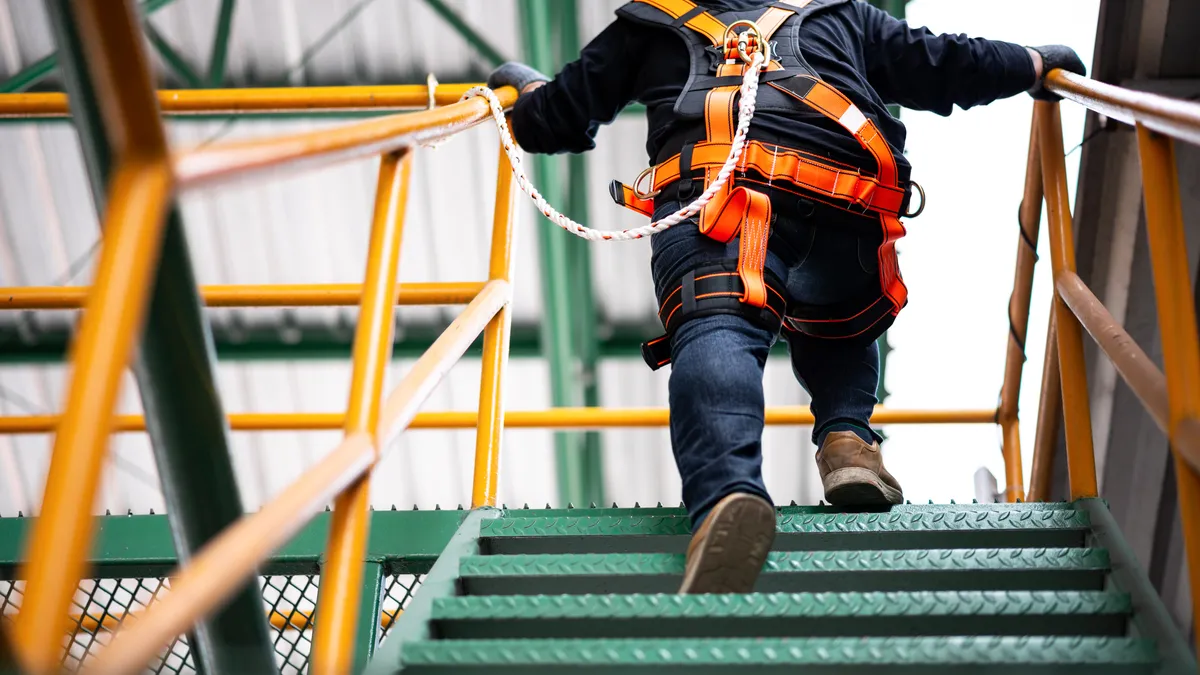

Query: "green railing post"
left=42, top=0, right=276, bottom=672
left=351, top=561, right=385, bottom=674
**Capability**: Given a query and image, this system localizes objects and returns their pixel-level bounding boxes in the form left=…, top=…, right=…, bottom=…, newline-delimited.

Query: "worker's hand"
left=1028, top=45, right=1086, bottom=101
left=487, top=62, right=550, bottom=96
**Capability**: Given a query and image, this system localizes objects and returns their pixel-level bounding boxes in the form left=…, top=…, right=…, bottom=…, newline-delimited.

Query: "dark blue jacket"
left=511, top=0, right=1036, bottom=182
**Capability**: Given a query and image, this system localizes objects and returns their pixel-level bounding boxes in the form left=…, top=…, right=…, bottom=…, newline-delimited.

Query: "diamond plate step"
left=399, top=636, right=1158, bottom=674
left=458, top=547, right=1110, bottom=595
left=431, top=590, right=1131, bottom=640
left=480, top=507, right=1091, bottom=555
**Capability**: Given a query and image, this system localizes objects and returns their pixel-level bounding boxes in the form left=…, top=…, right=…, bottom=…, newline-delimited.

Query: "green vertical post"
left=351, top=561, right=385, bottom=674
left=518, top=0, right=604, bottom=508
left=43, top=1, right=276, bottom=673
left=557, top=0, right=605, bottom=507
left=206, top=0, right=237, bottom=86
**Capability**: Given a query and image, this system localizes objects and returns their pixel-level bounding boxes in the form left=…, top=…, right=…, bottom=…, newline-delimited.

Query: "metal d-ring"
left=632, top=165, right=661, bottom=200
left=904, top=180, right=926, bottom=218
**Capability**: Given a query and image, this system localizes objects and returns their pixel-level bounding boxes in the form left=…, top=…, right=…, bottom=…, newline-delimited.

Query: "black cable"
left=1065, top=125, right=1106, bottom=158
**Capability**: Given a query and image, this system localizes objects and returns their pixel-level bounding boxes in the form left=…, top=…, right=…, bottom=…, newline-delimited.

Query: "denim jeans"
left=651, top=201, right=884, bottom=526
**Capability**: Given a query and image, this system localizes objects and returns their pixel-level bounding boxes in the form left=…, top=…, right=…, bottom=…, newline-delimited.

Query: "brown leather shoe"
left=678, top=493, right=776, bottom=594
left=816, top=431, right=904, bottom=506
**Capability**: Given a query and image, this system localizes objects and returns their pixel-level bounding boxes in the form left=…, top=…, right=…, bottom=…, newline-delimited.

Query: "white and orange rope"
left=462, top=51, right=768, bottom=241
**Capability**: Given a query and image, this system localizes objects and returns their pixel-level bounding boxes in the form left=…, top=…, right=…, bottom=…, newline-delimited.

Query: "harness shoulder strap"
left=623, top=0, right=726, bottom=45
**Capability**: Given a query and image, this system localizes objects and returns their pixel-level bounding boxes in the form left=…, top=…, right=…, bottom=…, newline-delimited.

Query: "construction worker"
left=489, top=0, right=1084, bottom=594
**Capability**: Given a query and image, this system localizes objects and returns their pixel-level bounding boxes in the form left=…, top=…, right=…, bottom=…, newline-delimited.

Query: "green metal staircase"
left=368, top=500, right=1196, bottom=674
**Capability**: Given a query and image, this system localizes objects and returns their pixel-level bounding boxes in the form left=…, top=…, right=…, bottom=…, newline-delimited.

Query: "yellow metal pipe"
left=92, top=282, right=508, bottom=675
left=0, top=84, right=483, bottom=119
left=13, top=1, right=175, bottom=670
left=311, top=150, right=412, bottom=674
left=1, top=407, right=1000, bottom=435
left=0, top=281, right=484, bottom=309
left=46, top=608, right=400, bottom=633
left=997, top=107, right=1045, bottom=502
left=472, top=143, right=518, bottom=508
left=1135, top=123, right=1200, bottom=652
left=1036, top=101, right=1098, bottom=499
left=1028, top=312, right=1061, bottom=503
left=172, top=87, right=518, bottom=190
left=1046, top=70, right=1200, bottom=147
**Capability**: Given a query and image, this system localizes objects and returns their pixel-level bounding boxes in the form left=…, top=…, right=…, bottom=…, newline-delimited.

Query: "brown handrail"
left=1046, top=70, right=1200, bottom=147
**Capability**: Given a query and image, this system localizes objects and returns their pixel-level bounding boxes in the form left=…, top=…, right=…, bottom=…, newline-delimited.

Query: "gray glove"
left=487, top=62, right=550, bottom=93
left=1028, top=45, right=1086, bottom=101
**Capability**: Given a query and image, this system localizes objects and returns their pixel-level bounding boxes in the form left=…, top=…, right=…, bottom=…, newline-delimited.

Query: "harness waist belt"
left=650, top=140, right=907, bottom=216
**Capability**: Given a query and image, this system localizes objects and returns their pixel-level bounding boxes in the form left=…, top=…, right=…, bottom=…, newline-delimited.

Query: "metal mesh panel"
left=380, top=573, right=424, bottom=640
left=1, top=573, right=425, bottom=674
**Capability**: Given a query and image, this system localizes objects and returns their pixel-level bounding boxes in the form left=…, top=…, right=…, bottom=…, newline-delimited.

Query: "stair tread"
left=432, top=590, right=1131, bottom=620
left=481, top=508, right=1090, bottom=538
left=460, top=547, right=1110, bottom=577
left=401, top=636, right=1158, bottom=666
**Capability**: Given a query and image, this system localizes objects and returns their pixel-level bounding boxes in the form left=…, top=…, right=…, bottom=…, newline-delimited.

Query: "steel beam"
left=518, top=0, right=604, bottom=509
left=40, top=0, right=274, bottom=673
left=557, top=0, right=606, bottom=508
left=0, top=319, right=801, bottom=362
left=143, top=20, right=203, bottom=88
left=206, top=0, right=237, bottom=87
left=420, top=0, right=509, bottom=68
left=0, top=0, right=180, bottom=94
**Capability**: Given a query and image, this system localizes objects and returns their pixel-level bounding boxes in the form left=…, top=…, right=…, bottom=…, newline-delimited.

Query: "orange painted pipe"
left=0, top=407, right=1000, bottom=435
left=1028, top=311, right=1061, bottom=503
left=471, top=142, right=518, bottom=508
left=1036, top=101, right=1098, bottom=499
left=0, top=84, right=483, bottom=119
left=12, top=0, right=175, bottom=670
left=997, top=108, right=1045, bottom=503
left=172, top=87, right=518, bottom=189
left=0, top=282, right=484, bottom=309
left=1136, top=123, right=1200, bottom=653
left=311, top=149, right=412, bottom=674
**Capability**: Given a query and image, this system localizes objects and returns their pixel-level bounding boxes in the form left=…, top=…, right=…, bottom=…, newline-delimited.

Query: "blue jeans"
left=651, top=202, right=884, bottom=526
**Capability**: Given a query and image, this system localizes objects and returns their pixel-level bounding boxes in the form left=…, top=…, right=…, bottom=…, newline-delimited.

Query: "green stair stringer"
left=367, top=499, right=1196, bottom=675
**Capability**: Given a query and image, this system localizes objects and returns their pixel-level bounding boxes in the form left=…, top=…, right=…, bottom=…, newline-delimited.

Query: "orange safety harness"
left=609, top=0, right=925, bottom=369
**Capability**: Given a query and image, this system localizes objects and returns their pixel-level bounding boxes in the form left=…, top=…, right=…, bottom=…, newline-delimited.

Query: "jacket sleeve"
left=510, top=20, right=640, bottom=154
left=857, top=3, right=1037, bottom=115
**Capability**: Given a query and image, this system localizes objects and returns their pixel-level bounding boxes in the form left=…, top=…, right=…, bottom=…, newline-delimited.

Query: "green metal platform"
left=368, top=499, right=1196, bottom=675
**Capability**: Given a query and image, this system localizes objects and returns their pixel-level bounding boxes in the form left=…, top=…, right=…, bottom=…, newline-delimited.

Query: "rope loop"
left=461, top=52, right=767, bottom=242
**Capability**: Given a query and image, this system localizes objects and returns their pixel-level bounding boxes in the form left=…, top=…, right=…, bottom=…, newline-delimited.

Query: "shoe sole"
left=678, top=495, right=776, bottom=594
left=823, top=467, right=904, bottom=506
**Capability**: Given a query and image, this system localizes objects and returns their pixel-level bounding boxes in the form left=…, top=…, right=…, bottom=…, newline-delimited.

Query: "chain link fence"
left=0, top=571, right=425, bottom=673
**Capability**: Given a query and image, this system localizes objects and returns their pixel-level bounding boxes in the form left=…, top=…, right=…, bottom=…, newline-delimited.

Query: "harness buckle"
left=632, top=165, right=661, bottom=200
left=904, top=181, right=926, bottom=218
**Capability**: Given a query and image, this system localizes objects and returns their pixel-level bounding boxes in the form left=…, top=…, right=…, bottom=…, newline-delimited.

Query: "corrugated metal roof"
left=0, top=0, right=818, bottom=516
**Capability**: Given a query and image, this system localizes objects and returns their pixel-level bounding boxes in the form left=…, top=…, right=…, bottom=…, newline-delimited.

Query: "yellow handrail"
left=0, top=84, right=482, bottom=119
left=0, top=281, right=485, bottom=308
left=0, top=407, right=1000, bottom=434
left=172, top=87, right=517, bottom=189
